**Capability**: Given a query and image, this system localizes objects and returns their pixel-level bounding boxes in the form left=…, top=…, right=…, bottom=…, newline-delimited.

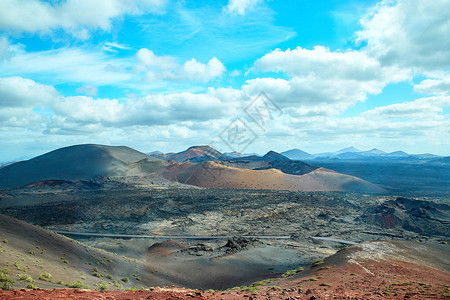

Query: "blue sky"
left=0, top=0, right=449, bottom=161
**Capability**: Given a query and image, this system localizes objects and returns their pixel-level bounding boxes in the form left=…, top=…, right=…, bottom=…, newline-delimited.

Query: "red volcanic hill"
left=165, top=145, right=229, bottom=162
left=162, top=161, right=383, bottom=193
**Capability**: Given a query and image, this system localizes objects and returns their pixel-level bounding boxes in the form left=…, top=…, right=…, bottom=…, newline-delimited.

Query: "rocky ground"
left=0, top=184, right=448, bottom=298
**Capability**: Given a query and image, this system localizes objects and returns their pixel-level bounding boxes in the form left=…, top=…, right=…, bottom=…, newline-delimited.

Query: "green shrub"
left=27, top=284, right=39, bottom=290
left=18, top=274, right=34, bottom=282
left=39, top=272, right=52, bottom=281
left=0, top=272, right=14, bottom=283
left=240, top=286, right=259, bottom=293
left=106, top=274, right=113, bottom=280
left=312, top=259, right=324, bottom=267
left=121, top=277, right=129, bottom=283
left=0, top=268, right=9, bottom=275
left=112, top=280, right=122, bottom=288
left=66, top=280, right=88, bottom=289
left=92, top=271, right=103, bottom=278
left=57, top=280, right=64, bottom=285
left=14, top=262, right=23, bottom=271
left=309, top=278, right=318, bottom=281
left=132, top=274, right=141, bottom=281
left=95, top=280, right=110, bottom=291
left=2, top=239, right=8, bottom=244
left=281, top=266, right=304, bottom=278
left=319, top=283, right=331, bottom=287
left=1, top=282, right=12, bottom=290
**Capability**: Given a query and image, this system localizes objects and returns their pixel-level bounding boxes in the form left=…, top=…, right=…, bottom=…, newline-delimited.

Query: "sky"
left=0, top=0, right=449, bottom=161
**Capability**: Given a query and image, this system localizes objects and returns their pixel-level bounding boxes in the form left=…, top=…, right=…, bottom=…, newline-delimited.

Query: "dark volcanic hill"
left=0, top=144, right=153, bottom=189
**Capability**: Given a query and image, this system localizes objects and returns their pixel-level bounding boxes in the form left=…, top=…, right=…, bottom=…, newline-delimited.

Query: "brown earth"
left=162, top=161, right=383, bottom=193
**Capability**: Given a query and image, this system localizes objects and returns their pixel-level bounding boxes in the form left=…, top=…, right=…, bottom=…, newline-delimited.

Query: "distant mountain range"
left=148, top=146, right=443, bottom=162
left=279, top=147, right=442, bottom=162
left=0, top=144, right=384, bottom=193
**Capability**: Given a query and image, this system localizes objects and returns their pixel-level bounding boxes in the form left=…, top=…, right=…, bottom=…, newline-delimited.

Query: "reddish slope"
left=162, top=161, right=383, bottom=193
left=2, top=241, right=448, bottom=299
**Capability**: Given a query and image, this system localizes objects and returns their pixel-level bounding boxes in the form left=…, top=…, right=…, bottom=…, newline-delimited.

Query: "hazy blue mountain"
left=281, top=148, right=314, bottom=160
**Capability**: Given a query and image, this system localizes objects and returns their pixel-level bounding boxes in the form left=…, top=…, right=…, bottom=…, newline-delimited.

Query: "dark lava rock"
left=220, top=237, right=262, bottom=254
left=361, top=197, right=450, bottom=236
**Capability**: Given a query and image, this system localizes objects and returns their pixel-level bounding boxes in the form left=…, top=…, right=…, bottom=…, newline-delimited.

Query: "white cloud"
left=0, top=36, right=9, bottom=60
left=225, top=0, right=263, bottom=15
left=357, top=0, right=450, bottom=74
left=0, top=76, right=58, bottom=107
left=0, top=76, right=237, bottom=133
left=181, top=57, right=225, bottom=82
left=103, top=42, right=132, bottom=53
left=414, top=76, right=450, bottom=95
left=249, top=46, right=409, bottom=113
left=254, top=46, right=408, bottom=82
left=136, top=48, right=225, bottom=83
left=0, top=47, right=132, bottom=86
left=0, top=0, right=167, bottom=39
left=76, top=85, right=98, bottom=96
left=135, top=48, right=177, bottom=71
left=361, top=96, right=450, bottom=120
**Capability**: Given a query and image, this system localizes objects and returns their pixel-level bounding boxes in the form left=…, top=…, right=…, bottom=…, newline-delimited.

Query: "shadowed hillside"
left=0, top=144, right=154, bottom=189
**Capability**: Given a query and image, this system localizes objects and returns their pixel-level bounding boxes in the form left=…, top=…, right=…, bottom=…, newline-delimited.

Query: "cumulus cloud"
left=225, top=0, right=263, bottom=15
left=0, top=76, right=237, bottom=133
left=356, top=0, right=450, bottom=74
left=135, top=48, right=177, bottom=71
left=181, top=58, right=226, bottom=82
left=361, top=96, right=450, bottom=120
left=0, top=0, right=167, bottom=39
left=0, top=76, right=58, bottom=107
left=249, top=46, right=409, bottom=113
left=414, top=77, right=450, bottom=95
left=135, top=48, right=225, bottom=83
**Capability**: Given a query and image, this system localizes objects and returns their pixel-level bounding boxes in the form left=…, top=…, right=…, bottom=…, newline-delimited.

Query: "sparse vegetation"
left=106, top=274, right=113, bottom=280
left=18, top=274, right=34, bottom=282
left=95, top=280, right=110, bottom=291
left=319, top=282, right=331, bottom=287
left=38, top=272, right=52, bottom=281
left=282, top=266, right=304, bottom=278
left=14, top=262, right=24, bottom=271
left=2, top=239, right=8, bottom=244
left=0, top=269, right=14, bottom=290
left=312, top=259, right=324, bottom=267
left=112, top=280, right=122, bottom=288
left=132, top=274, right=141, bottom=281
left=121, top=277, right=129, bottom=283
left=27, top=284, right=39, bottom=290
left=66, top=280, right=88, bottom=289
